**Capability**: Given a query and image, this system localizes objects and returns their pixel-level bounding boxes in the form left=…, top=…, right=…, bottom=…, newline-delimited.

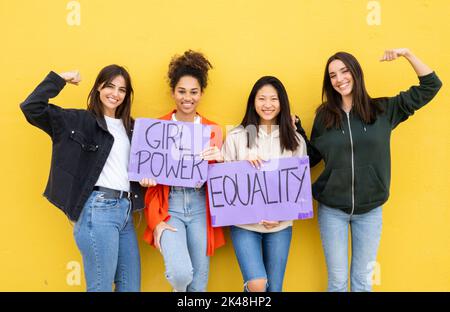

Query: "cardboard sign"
left=207, top=156, right=313, bottom=227
left=128, top=118, right=211, bottom=188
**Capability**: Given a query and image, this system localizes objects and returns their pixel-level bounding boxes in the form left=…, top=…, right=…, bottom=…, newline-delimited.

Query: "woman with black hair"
left=20, top=65, right=145, bottom=291
left=310, top=49, right=442, bottom=291
left=222, top=76, right=307, bottom=292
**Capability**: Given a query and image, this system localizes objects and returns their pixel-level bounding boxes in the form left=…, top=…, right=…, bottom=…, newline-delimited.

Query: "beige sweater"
left=222, top=125, right=307, bottom=233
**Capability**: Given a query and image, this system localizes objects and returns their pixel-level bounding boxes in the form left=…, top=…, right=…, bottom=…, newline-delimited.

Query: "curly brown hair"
left=168, top=50, right=213, bottom=91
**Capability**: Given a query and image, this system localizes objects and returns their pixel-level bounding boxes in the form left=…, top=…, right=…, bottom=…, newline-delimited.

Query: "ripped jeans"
left=160, top=186, right=209, bottom=292
left=230, top=225, right=292, bottom=292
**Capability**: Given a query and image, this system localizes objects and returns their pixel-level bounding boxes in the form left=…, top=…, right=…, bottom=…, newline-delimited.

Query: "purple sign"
left=128, top=118, right=211, bottom=188
left=207, top=156, right=313, bottom=227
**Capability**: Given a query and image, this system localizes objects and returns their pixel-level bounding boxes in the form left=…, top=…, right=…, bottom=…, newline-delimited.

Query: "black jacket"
left=20, top=71, right=145, bottom=221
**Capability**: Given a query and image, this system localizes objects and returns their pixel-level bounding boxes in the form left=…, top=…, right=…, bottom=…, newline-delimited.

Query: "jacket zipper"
left=345, top=112, right=355, bottom=216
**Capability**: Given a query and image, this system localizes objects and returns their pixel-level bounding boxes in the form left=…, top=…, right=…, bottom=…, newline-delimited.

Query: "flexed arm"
left=380, top=49, right=442, bottom=128
left=380, top=48, right=433, bottom=77
left=20, top=70, right=81, bottom=136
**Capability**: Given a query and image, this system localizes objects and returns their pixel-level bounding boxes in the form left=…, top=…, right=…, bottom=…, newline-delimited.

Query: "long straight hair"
left=317, top=52, right=384, bottom=129
left=240, top=76, right=299, bottom=152
left=87, top=65, right=134, bottom=133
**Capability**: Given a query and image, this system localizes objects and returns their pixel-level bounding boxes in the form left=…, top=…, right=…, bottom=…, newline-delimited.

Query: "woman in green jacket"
left=310, top=49, right=442, bottom=292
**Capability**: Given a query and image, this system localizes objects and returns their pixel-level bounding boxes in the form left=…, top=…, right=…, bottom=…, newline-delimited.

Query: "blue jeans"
left=73, top=191, right=141, bottom=292
left=318, top=204, right=382, bottom=292
left=160, top=186, right=209, bottom=292
left=230, top=225, right=292, bottom=292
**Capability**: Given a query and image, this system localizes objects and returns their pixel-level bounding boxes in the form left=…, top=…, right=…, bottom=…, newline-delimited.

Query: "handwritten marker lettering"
left=128, top=119, right=211, bottom=188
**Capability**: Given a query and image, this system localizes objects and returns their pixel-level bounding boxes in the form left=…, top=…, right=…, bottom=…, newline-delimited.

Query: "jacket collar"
left=95, top=114, right=108, bottom=132
left=95, top=114, right=134, bottom=140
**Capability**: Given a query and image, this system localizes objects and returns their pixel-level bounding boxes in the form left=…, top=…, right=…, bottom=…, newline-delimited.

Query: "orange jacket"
left=142, top=110, right=225, bottom=256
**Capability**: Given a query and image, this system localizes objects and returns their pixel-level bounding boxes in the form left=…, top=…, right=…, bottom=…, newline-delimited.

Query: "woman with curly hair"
left=140, top=50, right=225, bottom=292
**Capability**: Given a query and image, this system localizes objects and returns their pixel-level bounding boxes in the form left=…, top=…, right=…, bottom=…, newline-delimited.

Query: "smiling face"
left=172, top=75, right=202, bottom=121
left=254, top=84, right=281, bottom=126
left=97, top=75, right=127, bottom=118
left=328, top=59, right=354, bottom=98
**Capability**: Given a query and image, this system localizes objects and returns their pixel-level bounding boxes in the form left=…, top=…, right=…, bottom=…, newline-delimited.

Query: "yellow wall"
left=1, top=0, right=449, bottom=291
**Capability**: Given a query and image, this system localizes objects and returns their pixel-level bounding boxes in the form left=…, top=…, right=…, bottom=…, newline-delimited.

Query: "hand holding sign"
left=139, top=178, right=157, bottom=187
left=200, top=146, right=223, bottom=162
left=247, top=156, right=265, bottom=170
left=260, top=220, right=281, bottom=230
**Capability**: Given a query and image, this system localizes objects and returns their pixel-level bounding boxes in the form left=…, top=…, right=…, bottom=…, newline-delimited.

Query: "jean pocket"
left=92, top=195, right=120, bottom=209
left=91, top=201, right=124, bottom=226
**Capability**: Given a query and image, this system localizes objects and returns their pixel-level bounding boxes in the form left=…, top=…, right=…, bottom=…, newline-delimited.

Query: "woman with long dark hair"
left=20, top=65, right=144, bottom=291
left=222, top=76, right=307, bottom=292
left=310, top=49, right=442, bottom=291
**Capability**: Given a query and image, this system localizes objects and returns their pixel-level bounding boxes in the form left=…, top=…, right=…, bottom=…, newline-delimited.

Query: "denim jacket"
left=20, top=71, right=144, bottom=221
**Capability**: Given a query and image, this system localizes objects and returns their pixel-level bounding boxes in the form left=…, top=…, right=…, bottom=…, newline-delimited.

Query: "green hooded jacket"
left=310, top=72, right=442, bottom=214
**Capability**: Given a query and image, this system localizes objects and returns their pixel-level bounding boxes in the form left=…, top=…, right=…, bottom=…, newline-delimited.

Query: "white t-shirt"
left=172, top=112, right=201, bottom=124
left=95, top=116, right=130, bottom=192
left=171, top=113, right=202, bottom=191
